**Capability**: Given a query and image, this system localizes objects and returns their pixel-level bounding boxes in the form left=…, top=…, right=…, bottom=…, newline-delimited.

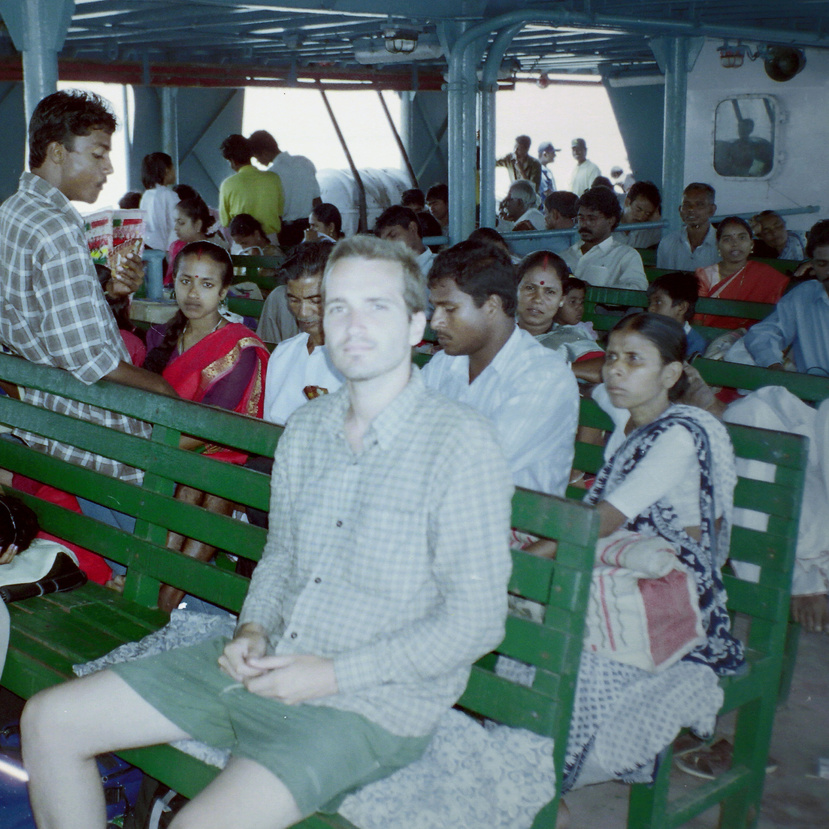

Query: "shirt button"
left=314, top=577, right=322, bottom=584
left=336, top=520, right=343, bottom=527
left=290, top=632, right=297, bottom=639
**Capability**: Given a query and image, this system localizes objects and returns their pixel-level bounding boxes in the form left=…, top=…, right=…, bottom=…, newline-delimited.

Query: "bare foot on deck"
left=791, top=593, right=829, bottom=633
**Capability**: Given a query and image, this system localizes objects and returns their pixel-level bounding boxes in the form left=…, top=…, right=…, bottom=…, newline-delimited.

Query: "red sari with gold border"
left=162, top=322, right=269, bottom=464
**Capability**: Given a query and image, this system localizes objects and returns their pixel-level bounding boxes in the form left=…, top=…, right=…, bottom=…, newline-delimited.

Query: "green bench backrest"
left=584, top=285, right=776, bottom=332
left=231, top=254, right=283, bottom=292
left=0, top=352, right=599, bottom=817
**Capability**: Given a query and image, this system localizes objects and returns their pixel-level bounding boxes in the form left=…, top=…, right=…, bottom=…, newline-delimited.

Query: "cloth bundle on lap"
left=584, top=530, right=705, bottom=672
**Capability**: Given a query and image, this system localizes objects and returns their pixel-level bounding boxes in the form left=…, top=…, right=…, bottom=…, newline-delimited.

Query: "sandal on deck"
left=675, top=738, right=778, bottom=780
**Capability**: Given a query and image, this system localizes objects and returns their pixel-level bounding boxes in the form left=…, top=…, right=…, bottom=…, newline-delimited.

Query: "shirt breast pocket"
left=346, top=503, right=431, bottom=601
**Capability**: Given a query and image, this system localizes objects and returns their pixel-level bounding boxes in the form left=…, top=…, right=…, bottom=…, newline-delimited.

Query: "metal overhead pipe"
left=479, top=23, right=524, bottom=230
left=319, top=86, right=368, bottom=233
left=376, top=90, right=418, bottom=188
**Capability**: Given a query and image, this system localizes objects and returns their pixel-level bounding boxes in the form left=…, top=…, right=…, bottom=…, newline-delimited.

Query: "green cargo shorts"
left=110, top=637, right=430, bottom=815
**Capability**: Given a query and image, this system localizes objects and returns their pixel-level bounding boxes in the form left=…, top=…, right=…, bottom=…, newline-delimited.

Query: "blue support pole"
left=479, top=24, right=524, bottom=229
left=0, top=0, right=74, bottom=123
left=651, top=36, right=703, bottom=232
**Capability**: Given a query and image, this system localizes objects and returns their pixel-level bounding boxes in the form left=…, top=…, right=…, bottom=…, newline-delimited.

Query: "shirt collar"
left=684, top=224, right=716, bottom=248
left=326, top=366, right=427, bottom=452
left=20, top=172, right=84, bottom=228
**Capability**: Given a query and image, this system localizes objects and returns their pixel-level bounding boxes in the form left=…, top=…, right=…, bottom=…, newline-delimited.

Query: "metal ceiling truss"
left=0, top=1, right=827, bottom=89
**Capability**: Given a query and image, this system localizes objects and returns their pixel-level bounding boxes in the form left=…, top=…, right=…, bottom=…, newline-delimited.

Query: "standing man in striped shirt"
left=22, top=236, right=514, bottom=829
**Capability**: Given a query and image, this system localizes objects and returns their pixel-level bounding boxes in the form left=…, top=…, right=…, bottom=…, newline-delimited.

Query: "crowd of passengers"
left=0, top=91, right=827, bottom=827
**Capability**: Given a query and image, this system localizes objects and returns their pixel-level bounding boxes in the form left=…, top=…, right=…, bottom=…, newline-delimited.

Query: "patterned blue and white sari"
left=564, top=404, right=745, bottom=791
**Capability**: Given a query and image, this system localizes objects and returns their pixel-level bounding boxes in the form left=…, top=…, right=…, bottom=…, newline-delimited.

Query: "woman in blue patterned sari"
left=564, top=312, right=744, bottom=792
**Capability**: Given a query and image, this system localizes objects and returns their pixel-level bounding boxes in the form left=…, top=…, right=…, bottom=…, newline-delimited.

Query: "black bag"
left=0, top=549, right=87, bottom=604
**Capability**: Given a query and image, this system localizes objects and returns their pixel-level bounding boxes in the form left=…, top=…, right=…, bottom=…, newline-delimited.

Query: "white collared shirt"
left=561, top=235, right=648, bottom=290
left=263, top=332, right=344, bottom=425
left=421, top=326, right=579, bottom=496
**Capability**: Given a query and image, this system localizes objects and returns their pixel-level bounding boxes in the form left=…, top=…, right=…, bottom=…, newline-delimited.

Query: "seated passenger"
left=401, top=187, right=443, bottom=241
left=263, top=242, right=342, bottom=427
left=426, top=182, right=449, bottom=231
left=616, top=180, right=662, bottom=249
left=515, top=252, right=604, bottom=377
left=554, top=276, right=598, bottom=342
left=695, top=216, right=789, bottom=329
left=144, top=242, right=269, bottom=613
left=647, top=271, right=707, bottom=359
left=422, top=240, right=579, bottom=498
left=742, top=220, right=829, bottom=376
left=375, top=205, right=436, bottom=276
left=165, top=197, right=224, bottom=285
left=304, top=202, right=343, bottom=243
left=542, top=191, right=579, bottom=254
left=561, top=186, right=648, bottom=290
left=497, top=180, right=546, bottom=232
left=229, top=212, right=284, bottom=284
left=753, top=210, right=805, bottom=261
left=565, top=312, right=744, bottom=792
left=656, top=183, right=719, bottom=271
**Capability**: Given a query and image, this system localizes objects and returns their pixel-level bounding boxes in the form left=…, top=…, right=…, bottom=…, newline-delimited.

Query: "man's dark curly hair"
left=428, top=239, right=517, bottom=317
left=29, top=89, right=116, bottom=170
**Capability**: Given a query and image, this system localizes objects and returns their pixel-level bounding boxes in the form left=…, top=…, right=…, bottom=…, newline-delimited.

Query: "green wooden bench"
left=584, top=285, right=776, bottom=333
left=0, top=351, right=599, bottom=828
left=573, top=398, right=808, bottom=828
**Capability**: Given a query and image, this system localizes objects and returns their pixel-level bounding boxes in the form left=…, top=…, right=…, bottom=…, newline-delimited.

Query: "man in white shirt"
left=422, top=239, right=579, bottom=498
left=263, top=243, right=343, bottom=427
left=656, top=182, right=719, bottom=270
left=375, top=205, right=436, bottom=277
left=561, top=186, right=648, bottom=290
left=249, top=129, right=322, bottom=249
left=497, top=180, right=546, bottom=233
left=568, top=138, right=601, bottom=197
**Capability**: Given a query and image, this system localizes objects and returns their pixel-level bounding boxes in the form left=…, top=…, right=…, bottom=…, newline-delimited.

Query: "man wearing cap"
left=538, top=142, right=559, bottom=200
left=496, top=135, right=541, bottom=192
left=568, top=138, right=601, bottom=197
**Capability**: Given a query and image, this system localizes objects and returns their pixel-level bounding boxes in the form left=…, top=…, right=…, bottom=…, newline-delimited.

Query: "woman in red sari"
left=695, top=216, right=788, bottom=329
left=145, top=241, right=269, bottom=612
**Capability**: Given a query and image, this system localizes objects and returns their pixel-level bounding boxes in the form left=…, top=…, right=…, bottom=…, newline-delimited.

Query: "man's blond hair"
left=322, top=235, right=426, bottom=317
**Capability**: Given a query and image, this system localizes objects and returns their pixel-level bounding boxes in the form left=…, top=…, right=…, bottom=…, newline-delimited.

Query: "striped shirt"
left=0, top=173, right=147, bottom=483
left=237, top=369, right=514, bottom=736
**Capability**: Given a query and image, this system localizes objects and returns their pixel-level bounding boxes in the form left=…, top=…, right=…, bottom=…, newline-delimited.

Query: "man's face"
left=54, top=129, right=114, bottom=203
left=757, top=215, right=788, bottom=253
left=323, top=257, right=424, bottom=383
left=627, top=195, right=657, bottom=223
left=286, top=274, right=324, bottom=342
left=514, top=142, right=528, bottom=161
left=541, top=148, right=556, bottom=166
left=811, top=244, right=829, bottom=294
left=429, top=278, right=493, bottom=359
left=426, top=197, right=448, bottom=224
left=503, top=190, right=525, bottom=221
left=577, top=207, right=614, bottom=244
left=572, top=142, right=587, bottom=164
left=679, top=188, right=716, bottom=229
left=379, top=221, right=422, bottom=254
